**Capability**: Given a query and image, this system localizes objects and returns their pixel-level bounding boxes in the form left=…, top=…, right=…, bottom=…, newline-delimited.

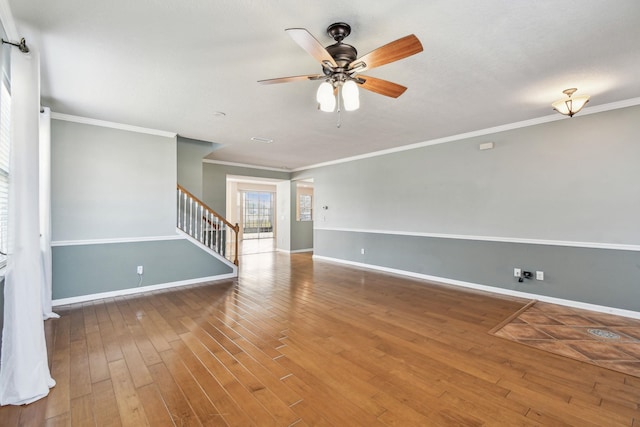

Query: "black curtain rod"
left=1, top=37, right=29, bottom=53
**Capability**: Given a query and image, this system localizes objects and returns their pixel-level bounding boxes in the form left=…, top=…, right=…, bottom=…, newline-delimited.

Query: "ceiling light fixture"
left=316, top=81, right=336, bottom=112
left=552, top=88, right=590, bottom=117
left=316, top=79, right=359, bottom=113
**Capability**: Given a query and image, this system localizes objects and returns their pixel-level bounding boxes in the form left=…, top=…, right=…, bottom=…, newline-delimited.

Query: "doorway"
left=241, top=191, right=274, bottom=240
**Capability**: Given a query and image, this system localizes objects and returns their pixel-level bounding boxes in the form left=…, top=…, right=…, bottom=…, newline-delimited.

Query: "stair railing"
left=177, top=185, right=239, bottom=266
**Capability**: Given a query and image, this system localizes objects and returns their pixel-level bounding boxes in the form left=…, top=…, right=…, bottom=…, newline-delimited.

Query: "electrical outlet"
left=514, top=268, right=522, bottom=278
left=536, top=271, right=544, bottom=281
left=361, top=248, right=365, bottom=255
left=137, top=265, right=143, bottom=275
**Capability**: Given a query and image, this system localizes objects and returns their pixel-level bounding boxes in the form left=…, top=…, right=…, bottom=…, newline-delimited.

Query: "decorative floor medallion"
left=490, top=300, right=640, bottom=378
left=587, top=328, right=621, bottom=340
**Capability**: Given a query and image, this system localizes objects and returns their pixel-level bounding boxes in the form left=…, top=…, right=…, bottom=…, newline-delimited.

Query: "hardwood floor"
left=2, top=252, right=639, bottom=426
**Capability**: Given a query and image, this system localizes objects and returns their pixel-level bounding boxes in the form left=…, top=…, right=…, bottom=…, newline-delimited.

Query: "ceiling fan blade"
left=357, top=75, right=407, bottom=98
left=351, top=34, right=423, bottom=72
left=286, top=28, right=338, bottom=68
left=258, top=74, right=323, bottom=85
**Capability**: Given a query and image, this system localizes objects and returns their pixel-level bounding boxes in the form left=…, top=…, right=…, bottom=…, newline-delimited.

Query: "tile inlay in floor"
left=490, top=300, right=640, bottom=378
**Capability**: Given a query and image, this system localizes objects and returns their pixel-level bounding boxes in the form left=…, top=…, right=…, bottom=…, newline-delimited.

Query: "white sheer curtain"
left=39, top=107, right=57, bottom=320
left=0, top=46, right=55, bottom=405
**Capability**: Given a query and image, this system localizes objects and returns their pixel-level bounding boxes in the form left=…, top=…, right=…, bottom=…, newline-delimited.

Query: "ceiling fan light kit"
left=259, top=22, right=423, bottom=118
left=316, top=81, right=336, bottom=112
left=552, top=88, right=590, bottom=117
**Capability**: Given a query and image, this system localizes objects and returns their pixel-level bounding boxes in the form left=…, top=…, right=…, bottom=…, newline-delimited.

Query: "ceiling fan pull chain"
left=337, top=85, right=342, bottom=128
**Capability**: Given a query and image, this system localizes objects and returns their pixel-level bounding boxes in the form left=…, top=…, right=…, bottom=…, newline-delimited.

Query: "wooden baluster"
left=195, top=202, right=200, bottom=242
left=176, top=185, right=239, bottom=266
left=182, top=193, right=187, bottom=232
left=189, top=197, right=193, bottom=235
left=216, top=218, right=222, bottom=254
left=210, top=212, right=215, bottom=250
left=177, top=189, right=181, bottom=229
left=233, top=223, right=239, bottom=265
left=199, top=204, right=204, bottom=243
left=203, top=210, right=208, bottom=247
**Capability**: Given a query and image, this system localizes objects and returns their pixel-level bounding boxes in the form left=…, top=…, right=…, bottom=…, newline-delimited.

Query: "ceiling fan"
left=258, top=22, right=423, bottom=112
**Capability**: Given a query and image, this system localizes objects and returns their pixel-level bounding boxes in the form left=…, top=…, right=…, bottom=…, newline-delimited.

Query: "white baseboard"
left=312, top=255, right=640, bottom=320
left=52, top=273, right=236, bottom=306
left=276, top=248, right=313, bottom=254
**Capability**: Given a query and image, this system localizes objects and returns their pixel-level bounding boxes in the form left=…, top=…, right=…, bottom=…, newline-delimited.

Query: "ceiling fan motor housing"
left=325, top=22, right=358, bottom=70
left=325, top=43, right=358, bottom=69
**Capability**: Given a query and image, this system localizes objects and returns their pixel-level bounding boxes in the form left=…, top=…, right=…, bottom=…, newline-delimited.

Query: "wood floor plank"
left=86, top=331, right=110, bottom=384
left=90, top=379, right=123, bottom=427
left=44, top=412, right=71, bottom=427
left=93, top=299, right=112, bottom=324
left=118, top=331, right=153, bottom=388
left=159, top=347, right=227, bottom=426
left=18, top=396, right=48, bottom=427
left=0, top=405, right=22, bottom=426
left=187, top=320, right=299, bottom=425
left=98, top=320, right=124, bottom=363
left=108, top=359, right=150, bottom=427
left=147, top=360, right=203, bottom=427
left=45, top=315, right=71, bottom=419
left=179, top=320, right=280, bottom=426
left=70, top=394, right=95, bottom=426
left=82, top=303, right=100, bottom=335
left=174, top=333, right=256, bottom=426
left=136, top=383, right=176, bottom=427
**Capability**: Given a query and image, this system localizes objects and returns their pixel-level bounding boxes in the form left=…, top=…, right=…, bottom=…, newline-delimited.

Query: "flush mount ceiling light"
left=552, top=88, right=590, bottom=117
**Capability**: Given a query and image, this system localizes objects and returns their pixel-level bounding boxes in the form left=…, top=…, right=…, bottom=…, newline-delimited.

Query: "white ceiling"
left=10, top=0, right=640, bottom=170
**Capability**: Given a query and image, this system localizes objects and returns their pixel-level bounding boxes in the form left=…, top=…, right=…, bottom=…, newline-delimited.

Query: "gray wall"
left=202, top=162, right=290, bottom=216
left=303, top=105, right=640, bottom=311
left=177, top=136, right=220, bottom=199
left=276, top=181, right=291, bottom=251
left=52, top=239, right=232, bottom=299
left=291, top=181, right=313, bottom=251
left=52, top=120, right=176, bottom=241
left=51, top=120, right=233, bottom=299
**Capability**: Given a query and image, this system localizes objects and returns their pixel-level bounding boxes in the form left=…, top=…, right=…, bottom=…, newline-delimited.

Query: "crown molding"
left=293, top=97, right=640, bottom=172
left=51, top=112, right=177, bottom=138
left=202, top=159, right=290, bottom=173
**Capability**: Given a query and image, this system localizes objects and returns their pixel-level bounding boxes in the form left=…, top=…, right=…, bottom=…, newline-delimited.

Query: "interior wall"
left=50, top=119, right=233, bottom=300
left=52, top=120, right=176, bottom=241
left=300, top=105, right=640, bottom=312
left=202, top=162, right=290, bottom=217
left=276, top=181, right=291, bottom=252
left=52, top=239, right=232, bottom=300
left=291, top=182, right=313, bottom=252
left=177, top=136, right=219, bottom=199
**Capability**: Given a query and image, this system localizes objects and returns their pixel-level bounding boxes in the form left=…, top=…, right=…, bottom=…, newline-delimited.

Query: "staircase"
left=177, top=185, right=239, bottom=266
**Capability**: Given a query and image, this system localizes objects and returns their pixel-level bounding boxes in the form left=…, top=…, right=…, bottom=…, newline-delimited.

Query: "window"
left=298, top=194, right=312, bottom=221
left=296, top=182, right=314, bottom=222
left=0, top=80, right=10, bottom=268
left=242, top=191, right=274, bottom=239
